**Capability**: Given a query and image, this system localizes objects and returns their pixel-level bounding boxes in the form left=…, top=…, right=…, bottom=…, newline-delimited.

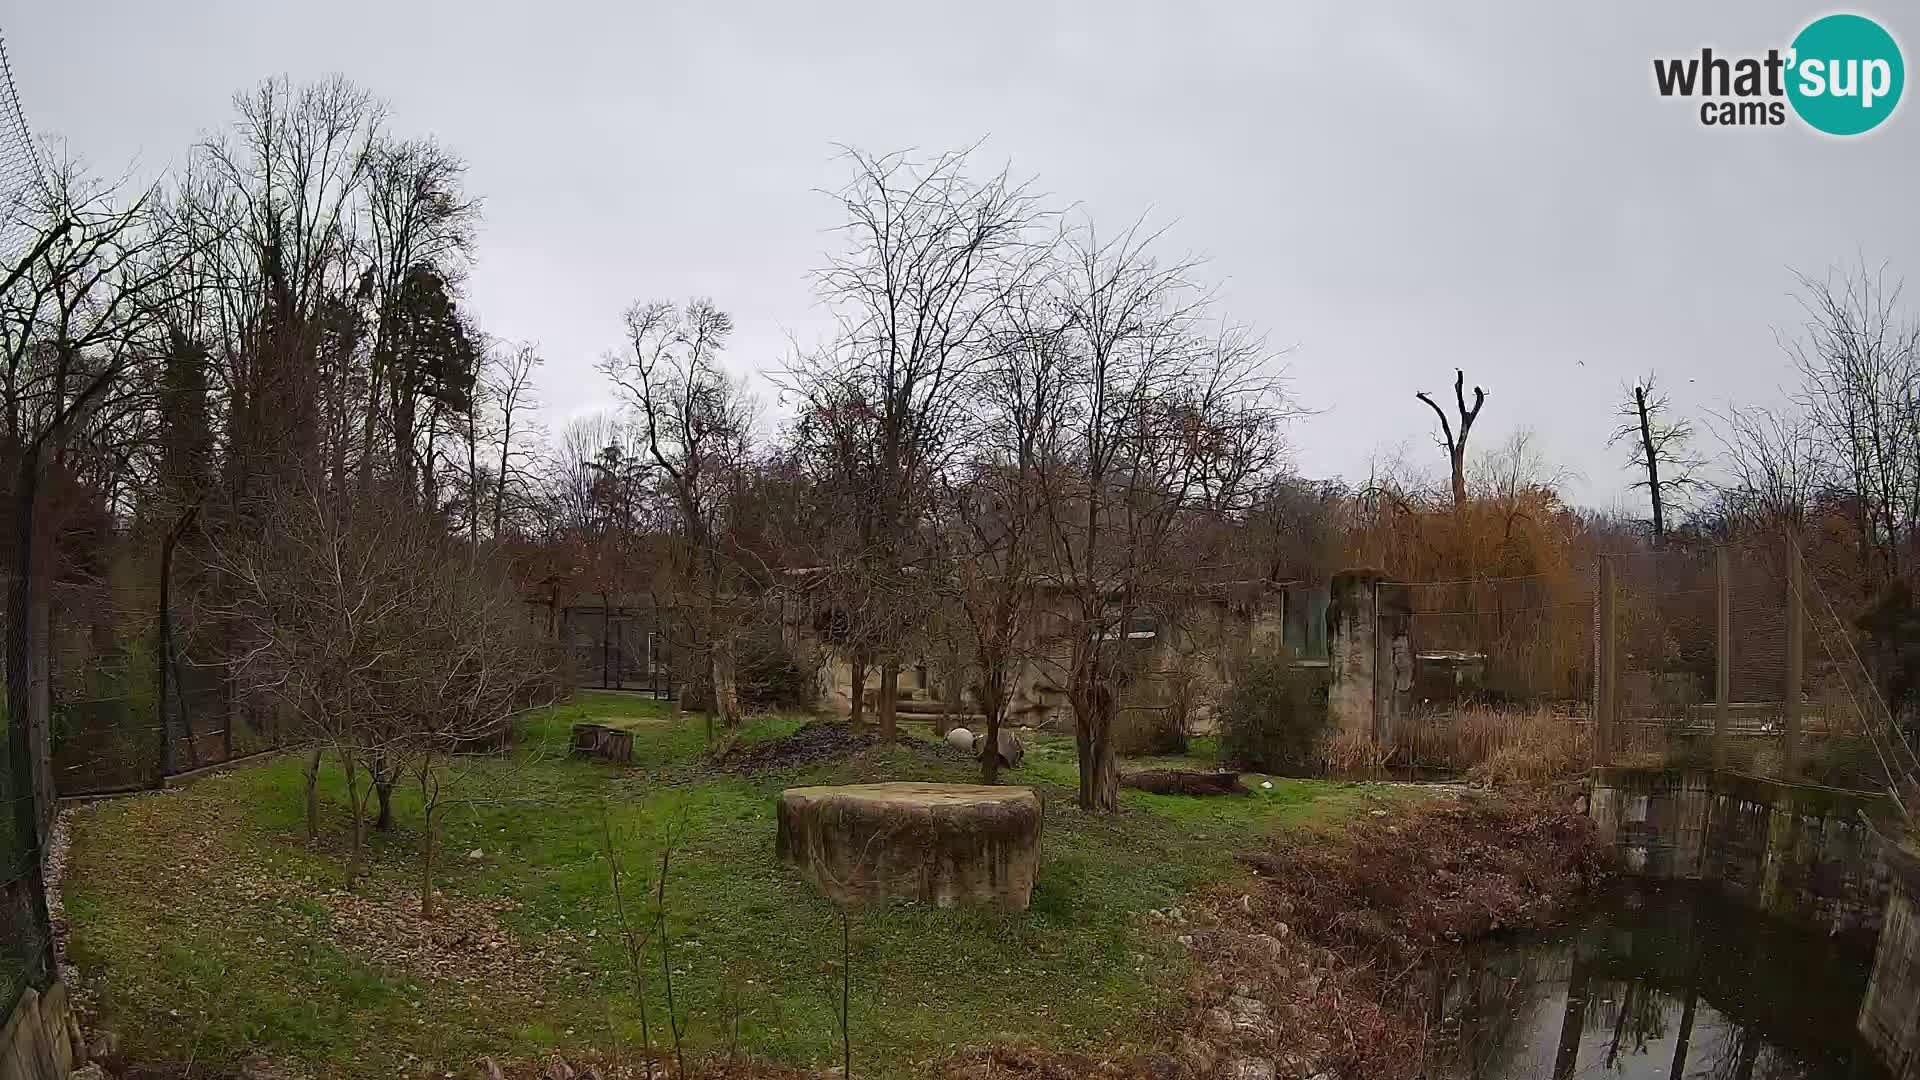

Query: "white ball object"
left=945, top=727, right=975, bottom=751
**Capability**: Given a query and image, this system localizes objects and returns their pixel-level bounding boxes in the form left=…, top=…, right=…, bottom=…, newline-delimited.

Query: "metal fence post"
left=1715, top=544, right=1731, bottom=770
left=1785, top=532, right=1804, bottom=777
left=1598, top=556, right=1617, bottom=763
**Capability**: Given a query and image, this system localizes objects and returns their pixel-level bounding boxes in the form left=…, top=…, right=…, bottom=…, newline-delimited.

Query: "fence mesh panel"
left=0, top=25, right=44, bottom=1023
left=1597, top=536, right=1899, bottom=793
left=1404, top=568, right=1597, bottom=710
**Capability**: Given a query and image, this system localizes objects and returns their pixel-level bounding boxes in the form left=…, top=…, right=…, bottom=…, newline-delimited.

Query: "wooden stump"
left=775, top=782, right=1042, bottom=910
left=571, top=721, right=636, bottom=763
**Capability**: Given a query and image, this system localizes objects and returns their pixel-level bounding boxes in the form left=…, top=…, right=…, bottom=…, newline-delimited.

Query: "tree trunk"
left=848, top=653, right=868, bottom=731
left=372, top=751, right=396, bottom=832
left=156, top=529, right=177, bottom=784
left=1636, top=386, right=1665, bottom=545
left=6, top=475, right=55, bottom=989
left=419, top=748, right=438, bottom=919
left=28, top=524, right=51, bottom=836
left=878, top=663, right=899, bottom=743
left=980, top=683, right=1004, bottom=785
left=602, top=591, right=614, bottom=689
left=1450, top=446, right=1467, bottom=509
left=344, top=747, right=366, bottom=888
left=1071, top=673, right=1119, bottom=812
left=304, top=746, right=324, bottom=843
left=711, top=635, right=740, bottom=728
left=939, top=661, right=962, bottom=738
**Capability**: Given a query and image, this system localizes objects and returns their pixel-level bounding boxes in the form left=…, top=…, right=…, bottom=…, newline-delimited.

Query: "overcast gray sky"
left=7, top=0, right=1916, bottom=510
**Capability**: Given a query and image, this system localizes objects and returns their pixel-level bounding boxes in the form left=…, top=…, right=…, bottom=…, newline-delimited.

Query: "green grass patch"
left=63, top=691, right=1399, bottom=1078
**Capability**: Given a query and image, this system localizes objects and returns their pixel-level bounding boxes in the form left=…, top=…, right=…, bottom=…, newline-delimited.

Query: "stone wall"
left=0, top=979, right=76, bottom=1080
left=1588, top=766, right=1892, bottom=934
left=1859, top=838, right=1920, bottom=1076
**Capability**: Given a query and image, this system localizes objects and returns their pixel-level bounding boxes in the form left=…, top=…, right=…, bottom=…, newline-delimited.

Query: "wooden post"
left=1785, top=533, right=1804, bottom=777
left=1715, top=545, right=1731, bottom=770
left=1598, top=557, right=1618, bottom=762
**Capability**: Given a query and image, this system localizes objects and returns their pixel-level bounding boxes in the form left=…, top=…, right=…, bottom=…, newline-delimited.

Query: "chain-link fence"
left=0, top=22, right=50, bottom=1025
left=0, top=28, right=39, bottom=265
left=557, top=602, right=676, bottom=695
left=1378, top=534, right=1911, bottom=797
left=1404, top=570, right=1597, bottom=708
left=1596, top=535, right=1907, bottom=794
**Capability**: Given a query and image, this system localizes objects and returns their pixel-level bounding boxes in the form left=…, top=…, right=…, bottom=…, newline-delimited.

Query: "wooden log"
left=1121, top=769, right=1249, bottom=796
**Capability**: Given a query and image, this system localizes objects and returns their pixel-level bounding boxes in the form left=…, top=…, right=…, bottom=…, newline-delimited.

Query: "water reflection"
left=1434, top=884, right=1888, bottom=1079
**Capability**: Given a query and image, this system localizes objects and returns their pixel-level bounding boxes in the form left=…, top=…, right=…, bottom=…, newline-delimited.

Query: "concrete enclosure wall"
left=1328, top=570, right=1412, bottom=742
left=1588, top=766, right=1892, bottom=934
left=1858, top=841, right=1920, bottom=1076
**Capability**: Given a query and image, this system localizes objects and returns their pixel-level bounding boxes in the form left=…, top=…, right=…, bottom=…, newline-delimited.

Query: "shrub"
left=736, top=632, right=817, bottom=713
left=1219, top=648, right=1328, bottom=775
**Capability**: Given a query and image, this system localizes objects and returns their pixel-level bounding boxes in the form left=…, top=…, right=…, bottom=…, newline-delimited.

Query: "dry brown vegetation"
left=1323, top=705, right=1593, bottom=786
left=1171, top=789, right=1610, bottom=1080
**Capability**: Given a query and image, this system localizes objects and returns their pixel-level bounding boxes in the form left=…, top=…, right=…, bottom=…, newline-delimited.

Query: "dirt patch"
left=1121, top=769, right=1249, bottom=797
left=715, top=720, right=971, bottom=773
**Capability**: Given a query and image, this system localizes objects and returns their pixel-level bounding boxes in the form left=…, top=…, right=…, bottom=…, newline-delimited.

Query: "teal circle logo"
left=1788, top=14, right=1904, bottom=135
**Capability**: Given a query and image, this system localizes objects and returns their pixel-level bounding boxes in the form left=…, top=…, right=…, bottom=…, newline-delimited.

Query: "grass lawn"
left=62, top=693, right=1395, bottom=1078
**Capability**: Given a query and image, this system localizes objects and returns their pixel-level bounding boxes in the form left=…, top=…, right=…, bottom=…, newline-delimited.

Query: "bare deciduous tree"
left=936, top=284, right=1065, bottom=781
left=1785, top=262, right=1920, bottom=577
left=207, top=482, right=544, bottom=895
left=600, top=298, right=757, bottom=734
left=791, top=146, right=1049, bottom=742
left=1416, top=368, right=1487, bottom=509
left=1709, top=403, right=1828, bottom=534
left=1609, top=372, right=1701, bottom=545
left=1040, top=220, right=1291, bottom=811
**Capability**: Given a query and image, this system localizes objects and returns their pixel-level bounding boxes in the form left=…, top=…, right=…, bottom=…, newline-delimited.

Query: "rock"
left=970, top=728, right=1026, bottom=768
left=68, top=1065, right=110, bottom=1080
left=85, top=1031, right=118, bottom=1063
left=1141, top=1052, right=1182, bottom=1080
left=1222, top=994, right=1275, bottom=1039
left=65, top=1012, right=87, bottom=1066
left=468, top=848, right=485, bottom=860
left=1244, top=932, right=1287, bottom=962
left=1221, top=1058, right=1276, bottom=1080
left=946, top=727, right=975, bottom=751
left=775, top=782, right=1043, bottom=909
left=1177, top=1034, right=1218, bottom=1077
left=477, top=1058, right=508, bottom=1080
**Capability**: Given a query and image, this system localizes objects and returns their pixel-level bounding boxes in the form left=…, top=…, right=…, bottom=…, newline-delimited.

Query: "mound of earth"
left=716, top=720, right=972, bottom=773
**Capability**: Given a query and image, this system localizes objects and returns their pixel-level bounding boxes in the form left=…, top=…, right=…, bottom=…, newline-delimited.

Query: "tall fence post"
left=1715, top=544, right=1731, bottom=770
left=1785, top=532, right=1804, bottom=777
left=1598, top=556, right=1617, bottom=763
